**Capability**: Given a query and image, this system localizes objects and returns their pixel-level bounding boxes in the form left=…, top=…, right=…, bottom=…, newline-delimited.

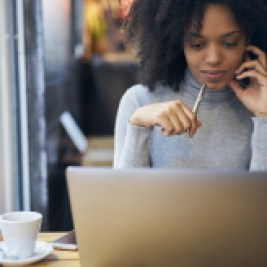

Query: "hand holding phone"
left=51, top=230, right=78, bottom=250
left=230, top=45, right=267, bottom=117
left=236, top=50, right=258, bottom=89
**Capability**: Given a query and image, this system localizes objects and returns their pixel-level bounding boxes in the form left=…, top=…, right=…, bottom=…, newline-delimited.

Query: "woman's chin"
left=206, top=81, right=230, bottom=90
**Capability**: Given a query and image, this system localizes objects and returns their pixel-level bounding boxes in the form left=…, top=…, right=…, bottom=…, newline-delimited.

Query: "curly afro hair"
left=126, top=0, right=267, bottom=91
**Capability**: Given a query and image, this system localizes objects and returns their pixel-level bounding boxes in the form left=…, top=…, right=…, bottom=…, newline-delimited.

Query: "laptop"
left=66, top=167, right=267, bottom=267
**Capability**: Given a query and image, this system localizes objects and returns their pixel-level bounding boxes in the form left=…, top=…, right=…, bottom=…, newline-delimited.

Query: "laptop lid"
left=66, top=167, right=267, bottom=267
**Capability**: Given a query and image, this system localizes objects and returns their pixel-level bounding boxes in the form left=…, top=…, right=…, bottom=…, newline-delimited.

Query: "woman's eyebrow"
left=221, top=31, right=241, bottom=38
left=186, top=33, right=203, bottom=39
left=186, top=30, right=241, bottom=39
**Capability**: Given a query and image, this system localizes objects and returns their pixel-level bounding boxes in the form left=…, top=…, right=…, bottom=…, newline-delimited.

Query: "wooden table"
left=0, top=233, right=80, bottom=266
left=82, top=136, right=114, bottom=167
left=61, top=136, right=114, bottom=167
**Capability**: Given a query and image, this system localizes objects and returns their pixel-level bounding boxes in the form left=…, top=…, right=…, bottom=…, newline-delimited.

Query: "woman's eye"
left=223, top=42, right=237, bottom=48
left=190, top=43, right=204, bottom=49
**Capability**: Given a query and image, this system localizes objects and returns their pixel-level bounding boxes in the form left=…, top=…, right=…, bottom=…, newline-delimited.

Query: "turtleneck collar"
left=180, top=69, right=236, bottom=103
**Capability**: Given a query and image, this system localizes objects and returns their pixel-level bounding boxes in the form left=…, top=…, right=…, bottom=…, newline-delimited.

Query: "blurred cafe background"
left=0, top=0, right=137, bottom=230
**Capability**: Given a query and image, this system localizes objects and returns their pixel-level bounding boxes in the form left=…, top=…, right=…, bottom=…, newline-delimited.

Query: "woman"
left=114, top=0, right=267, bottom=170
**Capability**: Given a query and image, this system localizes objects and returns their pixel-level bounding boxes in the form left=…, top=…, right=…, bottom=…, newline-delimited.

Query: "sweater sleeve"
left=113, top=85, right=151, bottom=168
left=250, top=117, right=267, bottom=170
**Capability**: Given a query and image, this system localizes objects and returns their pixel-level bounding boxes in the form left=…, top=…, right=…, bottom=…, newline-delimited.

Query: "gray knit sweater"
left=114, top=70, right=267, bottom=170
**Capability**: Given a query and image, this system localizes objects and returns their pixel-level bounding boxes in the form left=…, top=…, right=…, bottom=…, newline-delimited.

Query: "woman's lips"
left=201, top=70, right=226, bottom=81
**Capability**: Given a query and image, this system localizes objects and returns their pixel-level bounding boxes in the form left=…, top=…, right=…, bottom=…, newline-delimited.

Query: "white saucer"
left=0, top=240, right=53, bottom=266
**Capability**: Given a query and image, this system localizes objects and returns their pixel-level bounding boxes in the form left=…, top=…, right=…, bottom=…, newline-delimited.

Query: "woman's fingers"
left=130, top=100, right=202, bottom=137
left=159, top=101, right=201, bottom=137
left=235, top=46, right=267, bottom=89
left=181, top=105, right=200, bottom=137
left=158, top=114, right=174, bottom=136
left=188, top=120, right=202, bottom=137
left=245, top=46, right=267, bottom=69
left=158, top=104, right=187, bottom=136
left=236, top=69, right=267, bottom=86
left=171, top=103, right=191, bottom=133
left=236, top=60, right=266, bottom=77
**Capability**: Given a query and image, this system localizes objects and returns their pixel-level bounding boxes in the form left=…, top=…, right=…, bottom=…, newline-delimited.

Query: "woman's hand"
left=129, top=100, right=202, bottom=137
left=229, top=45, right=267, bottom=117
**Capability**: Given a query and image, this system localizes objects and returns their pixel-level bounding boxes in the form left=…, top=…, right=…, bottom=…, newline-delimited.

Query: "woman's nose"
left=205, top=45, right=222, bottom=65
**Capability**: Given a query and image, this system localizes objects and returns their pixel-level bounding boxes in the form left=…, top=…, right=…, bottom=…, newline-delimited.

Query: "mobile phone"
left=237, top=50, right=258, bottom=88
left=238, top=77, right=250, bottom=88
left=51, top=230, right=78, bottom=250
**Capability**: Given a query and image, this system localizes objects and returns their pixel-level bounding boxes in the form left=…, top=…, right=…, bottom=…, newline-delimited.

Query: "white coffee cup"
left=0, top=211, right=42, bottom=259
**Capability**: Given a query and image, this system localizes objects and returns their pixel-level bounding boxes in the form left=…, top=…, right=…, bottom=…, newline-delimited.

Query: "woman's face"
left=183, top=4, right=247, bottom=90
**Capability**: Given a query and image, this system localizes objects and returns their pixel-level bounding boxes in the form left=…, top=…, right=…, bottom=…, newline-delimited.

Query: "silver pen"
left=192, top=83, right=207, bottom=114
left=186, top=83, right=206, bottom=135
